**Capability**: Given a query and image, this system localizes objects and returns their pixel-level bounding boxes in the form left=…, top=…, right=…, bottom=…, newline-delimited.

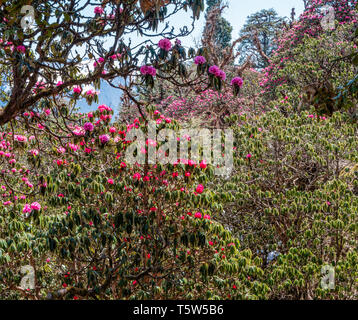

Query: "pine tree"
left=237, top=9, right=285, bottom=69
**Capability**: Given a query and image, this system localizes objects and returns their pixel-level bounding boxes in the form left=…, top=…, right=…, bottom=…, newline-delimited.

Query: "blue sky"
left=80, top=0, right=306, bottom=113
left=155, top=0, right=305, bottom=48
left=1, top=1, right=306, bottom=111
left=79, top=1, right=306, bottom=55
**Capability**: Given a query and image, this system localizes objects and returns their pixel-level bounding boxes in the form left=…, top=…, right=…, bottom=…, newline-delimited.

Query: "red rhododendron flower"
left=30, top=202, right=41, bottom=211
left=196, top=184, right=204, bottom=194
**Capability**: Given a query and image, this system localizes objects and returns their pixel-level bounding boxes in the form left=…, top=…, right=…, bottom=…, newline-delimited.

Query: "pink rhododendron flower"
left=16, top=45, right=26, bottom=53
left=30, top=202, right=41, bottom=211
left=133, top=173, right=141, bottom=180
left=14, top=135, right=27, bottom=142
left=83, top=122, right=94, bottom=132
left=94, top=6, right=104, bottom=15
left=146, top=139, right=157, bottom=147
left=23, top=204, right=31, bottom=213
left=158, top=38, right=172, bottom=51
left=200, top=160, right=207, bottom=169
left=195, top=212, right=202, bottom=218
left=86, top=89, right=97, bottom=97
left=73, top=86, right=82, bottom=94
left=231, top=77, right=244, bottom=87
left=194, top=56, right=206, bottom=65
left=29, top=149, right=39, bottom=156
left=196, top=184, right=204, bottom=194
left=73, top=126, right=85, bottom=136
left=98, top=104, right=112, bottom=113
left=218, top=70, right=226, bottom=81
left=140, top=65, right=157, bottom=76
left=208, top=65, right=220, bottom=75
left=99, top=134, right=110, bottom=144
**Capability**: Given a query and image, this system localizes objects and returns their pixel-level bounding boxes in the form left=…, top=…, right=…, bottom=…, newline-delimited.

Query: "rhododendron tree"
left=160, top=68, right=264, bottom=127
left=1, top=0, right=358, bottom=302
left=0, top=0, right=264, bottom=126
left=262, top=0, right=358, bottom=114
left=0, top=0, right=208, bottom=124
left=266, top=24, right=357, bottom=115
left=217, top=110, right=358, bottom=299
left=0, top=105, right=269, bottom=300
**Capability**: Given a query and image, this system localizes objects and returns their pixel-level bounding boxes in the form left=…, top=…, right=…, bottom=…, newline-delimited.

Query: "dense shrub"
left=1, top=0, right=358, bottom=301
left=266, top=24, right=357, bottom=114
left=0, top=106, right=269, bottom=300
left=262, top=0, right=358, bottom=114
left=217, top=110, right=358, bottom=299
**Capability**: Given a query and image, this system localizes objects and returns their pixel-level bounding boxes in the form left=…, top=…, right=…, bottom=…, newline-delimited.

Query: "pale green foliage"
left=218, top=110, right=358, bottom=299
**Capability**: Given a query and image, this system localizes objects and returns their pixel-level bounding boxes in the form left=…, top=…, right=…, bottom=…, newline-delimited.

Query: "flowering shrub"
left=262, top=0, right=358, bottom=114
left=161, top=68, right=265, bottom=127
left=1, top=0, right=358, bottom=302
left=0, top=105, right=269, bottom=300
left=0, top=0, right=209, bottom=125
left=218, top=110, right=358, bottom=299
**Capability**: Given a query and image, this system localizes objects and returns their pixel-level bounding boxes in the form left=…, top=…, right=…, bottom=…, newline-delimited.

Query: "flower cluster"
left=208, top=65, right=226, bottom=81
left=158, top=38, right=172, bottom=51
left=16, top=45, right=26, bottom=54
left=99, top=134, right=110, bottom=144
left=194, top=56, right=206, bottom=65
left=231, top=77, right=244, bottom=88
left=94, top=6, right=104, bottom=15
left=140, top=65, right=157, bottom=76
left=73, top=86, right=82, bottom=94
left=83, top=122, right=94, bottom=132
left=23, top=202, right=41, bottom=213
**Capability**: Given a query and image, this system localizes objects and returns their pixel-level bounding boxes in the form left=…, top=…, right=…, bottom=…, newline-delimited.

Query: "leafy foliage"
left=1, top=0, right=358, bottom=301
left=220, top=110, right=358, bottom=299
